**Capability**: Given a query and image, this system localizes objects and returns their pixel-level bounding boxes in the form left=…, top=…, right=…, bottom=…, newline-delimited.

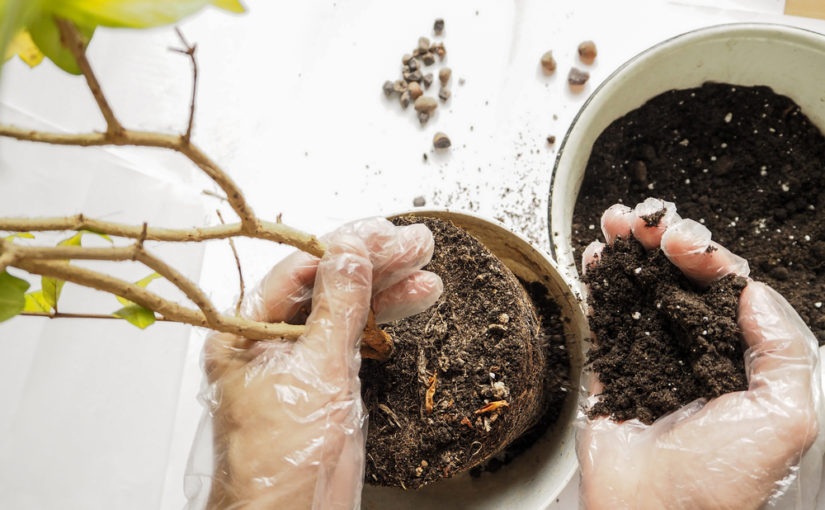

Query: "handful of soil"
left=360, top=216, right=569, bottom=489
left=583, top=236, right=748, bottom=424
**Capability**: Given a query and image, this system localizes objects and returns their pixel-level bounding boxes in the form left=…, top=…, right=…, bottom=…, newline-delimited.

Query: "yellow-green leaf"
left=49, top=0, right=233, bottom=29
left=0, top=270, right=30, bottom=322
left=59, top=232, right=84, bottom=247
left=116, top=271, right=161, bottom=306
left=1, top=0, right=42, bottom=75
left=26, top=14, right=94, bottom=74
left=4, top=232, right=35, bottom=241
left=113, top=304, right=155, bottom=329
left=211, top=0, right=244, bottom=13
left=5, top=29, right=44, bottom=67
left=23, top=290, right=52, bottom=312
left=41, top=275, right=64, bottom=310
left=78, top=229, right=112, bottom=243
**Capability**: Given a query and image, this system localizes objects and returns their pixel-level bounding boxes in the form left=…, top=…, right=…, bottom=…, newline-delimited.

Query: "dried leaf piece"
left=473, top=400, right=509, bottom=414
left=425, top=372, right=438, bottom=414
left=460, top=416, right=473, bottom=429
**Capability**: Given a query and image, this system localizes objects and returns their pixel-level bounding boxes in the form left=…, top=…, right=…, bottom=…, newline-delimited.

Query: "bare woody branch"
left=171, top=27, right=198, bottom=143
left=217, top=210, right=245, bottom=316
left=13, top=257, right=305, bottom=341
left=0, top=214, right=326, bottom=258
left=56, top=19, right=123, bottom=135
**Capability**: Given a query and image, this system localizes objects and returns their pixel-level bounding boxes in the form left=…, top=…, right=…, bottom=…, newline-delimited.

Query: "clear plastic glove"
left=184, top=218, right=443, bottom=510
left=578, top=198, right=824, bottom=510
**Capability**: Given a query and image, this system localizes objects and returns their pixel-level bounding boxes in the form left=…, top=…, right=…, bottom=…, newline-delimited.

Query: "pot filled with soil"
left=549, top=24, right=825, bottom=346
left=360, top=210, right=586, bottom=510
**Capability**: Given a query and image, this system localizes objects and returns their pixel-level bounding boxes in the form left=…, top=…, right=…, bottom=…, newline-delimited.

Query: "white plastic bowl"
left=361, top=210, right=587, bottom=510
left=550, top=23, right=825, bottom=287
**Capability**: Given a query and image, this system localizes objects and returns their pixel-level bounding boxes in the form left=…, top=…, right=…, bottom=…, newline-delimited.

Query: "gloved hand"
left=184, top=218, right=443, bottom=510
left=578, top=198, right=824, bottom=510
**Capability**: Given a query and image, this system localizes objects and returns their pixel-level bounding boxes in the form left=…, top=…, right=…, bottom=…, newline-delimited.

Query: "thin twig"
left=0, top=213, right=326, bottom=257
left=56, top=19, right=123, bottom=135
left=13, top=258, right=305, bottom=340
left=3, top=240, right=221, bottom=326
left=217, top=210, right=245, bottom=317
left=202, top=189, right=228, bottom=202
left=171, top=27, right=198, bottom=143
left=20, top=311, right=178, bottom=322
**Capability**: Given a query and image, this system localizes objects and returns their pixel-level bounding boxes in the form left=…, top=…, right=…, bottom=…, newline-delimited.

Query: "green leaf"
left=59, top=232, right=84, bottom=247
left=41, top=275, right=64, bottom=310
left=26, top=14, right=94, bottom=74
left=23, top=290, right=51, bottom=312
left=0, top=270, right=30, bottom=322
left=49, top=0, right=229, bottom=29
left=1, top=0, right=41, bottom=76
left=113, top=304, right=156, bottom=329
left=4, top=232, right=35, bottom=241
left=116, top=272, right=162, bottom=306
left=211, top=0, right=245, bottom=13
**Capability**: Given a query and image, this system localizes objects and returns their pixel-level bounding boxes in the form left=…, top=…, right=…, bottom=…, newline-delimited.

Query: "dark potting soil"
left=583, top=236, right=748, bottom=424
left=360, top=216, right=569, bottom=489
left=571, top=82, right=825, bottom=345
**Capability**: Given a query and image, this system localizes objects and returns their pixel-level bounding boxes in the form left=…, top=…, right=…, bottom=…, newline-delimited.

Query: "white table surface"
left=1, top=1, right=824, bottom=508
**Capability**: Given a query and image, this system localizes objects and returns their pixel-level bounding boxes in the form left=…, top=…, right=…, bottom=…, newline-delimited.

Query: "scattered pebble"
left=400, top=90, right=410, bottom=109
left=438, top=88, right=451, bottom=102
left=578, top=40, right=597, bottom=65
left=413, top=196, right=426, bottom=207
left=382, top=80, right=394, bottom=97
left=434, top=18, right=444, bottom=35
left=418, top=37, right=430, bottom=52
left=547, top=135, right=556, bottom=145
left=421, top=52, right=436, bottom=66
left=439, top=67, right=452, bottom=86
left=632, top=311, right=641, bottom=320
left=540, top=50, right=556, bottom=75
left=408, top=81, right=423, bottom=100
left=434, top=42, right=446, bottom=60
left=422, top=73, right=434, bottom=89
left=433, top=132, right=451, bottom=149
left=402, top=54, right=412, bottom=65
left=815, top=302, right=822, bottom=309
left=568, top=67, right=589, bottom=93
left=418, top=111, right=430, bottom=125
left=724, top=112, right=733, bottom=123
left=393, top=80, right=407, bottom=94
left=414, top=96, right=438, bottom=114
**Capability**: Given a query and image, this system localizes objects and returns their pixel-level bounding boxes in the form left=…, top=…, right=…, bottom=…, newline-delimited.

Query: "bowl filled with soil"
left=550, top=23, right=825, bottom=347
left=360, top=211, right=587, bottom=509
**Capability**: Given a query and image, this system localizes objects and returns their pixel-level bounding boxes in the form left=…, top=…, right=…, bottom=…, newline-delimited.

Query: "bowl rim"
left=547, top=21, right=825, bottom=262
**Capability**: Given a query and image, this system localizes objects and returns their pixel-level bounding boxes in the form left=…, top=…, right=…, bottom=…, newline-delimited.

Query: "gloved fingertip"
left=582, top=241, right=605, bottom=275
left=601, top=204, right=633, bottom=245
left=661, top=218, right=712, bottom=255
left=632, top=198, right=680, bottom=249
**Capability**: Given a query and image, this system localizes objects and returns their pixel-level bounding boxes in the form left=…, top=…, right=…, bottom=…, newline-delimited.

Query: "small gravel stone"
left=382, top=80, right=394, bottom=97
left=439, top=67, right=452, bottom=86
left=433, top=132, right=451, bottom=148
left=422, top=73, right=434, bottom=88
left=421, top=52, right=436, bottom=66
left=413, top=196, right=426, bottom=207
left=414, top=96, right=438, bottom=113
left=402, top=53, right=412, bottom=65
left=540, top=50, right=556, bottom=75
left=438, top=88, right=451, bottom=102
left=418, top=111, right=430, bottom=125
left=433, top=18, right=444, bottom=35
left=404, top=70, right=423, bottom=83
left=392, top=80, right=407, bottom=94
left=578, top=40, right=597, bottom=65
left=546, top=135, right=556, bottom=145
left=408, top=58, right=419, bottom=71
left=568, top=67, right=590, bottom=93
left=418, top=37, right=430, bottom=52
left=435, top=43, right=446, bottom=60
left=399, top=90, right=410, bottom=109
left=408, top=81, right=423, bottom=100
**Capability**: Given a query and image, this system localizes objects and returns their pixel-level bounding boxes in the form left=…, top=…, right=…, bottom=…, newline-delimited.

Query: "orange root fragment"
left=425, top=372, right=437, bottom=414
left=361, top=309, right=393, bottom=360
left=473, top=400, right=509, bottom=415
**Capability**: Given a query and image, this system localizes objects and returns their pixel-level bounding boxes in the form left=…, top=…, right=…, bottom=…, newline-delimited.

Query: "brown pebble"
left=413, top=47, right=424, bottom=57
left=393, top=80, right=407, bottom=94
left=540, top=50, right=556, bottom=75
left=402, top=53, right=412, bottom=65
left=578, top=40, right=597, bottom=65
left=422, top=73, right=434, bottom=89
left=414, top=96, right=438, bottom=113
left=547, top=135, right=556, bottom=145
left=438, top=88, right=451, bottom=102
left=382, top=80, right=394, bottom=97
left=399, top=90, right=410, bottom=109
left=404, top=70, right=423, bottom=82
left=439, top=67, right=451, bottom=86
left=408, top=58, right=419, bottom=71
left=568, top=67, right=589, bottom=93
left=433, top=132, right=451, bottom=148
left=418, top=111, right=430, bottom=125
left=418, top=37, right=430, bottom=52
left=408, top=82, right=423, bottom=100
left=435, top=43, right=446, bottom=60
left=421, top=52, right=435, bottom=66
left=413, top=196, right=426, bottom=207
left=434, top=19, right=444, bottom=35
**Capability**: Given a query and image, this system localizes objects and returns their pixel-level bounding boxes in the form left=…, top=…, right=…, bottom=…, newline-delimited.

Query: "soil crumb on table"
left=573, top=82, right=825, bottom=344
left=360, top=216, right=569, bottom=488
left=583, top=236, right=748, bottom=424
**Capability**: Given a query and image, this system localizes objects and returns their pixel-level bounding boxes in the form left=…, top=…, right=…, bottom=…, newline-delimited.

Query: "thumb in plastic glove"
left=578, top=199, right=822, bottom=510
left=185, top=218, right=443, bottom=510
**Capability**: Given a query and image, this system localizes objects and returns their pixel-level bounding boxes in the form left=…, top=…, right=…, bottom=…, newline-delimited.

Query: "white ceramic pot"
left=361, top=210, right=587, bottom=510
left=550, top=23, right=825, bottom=288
